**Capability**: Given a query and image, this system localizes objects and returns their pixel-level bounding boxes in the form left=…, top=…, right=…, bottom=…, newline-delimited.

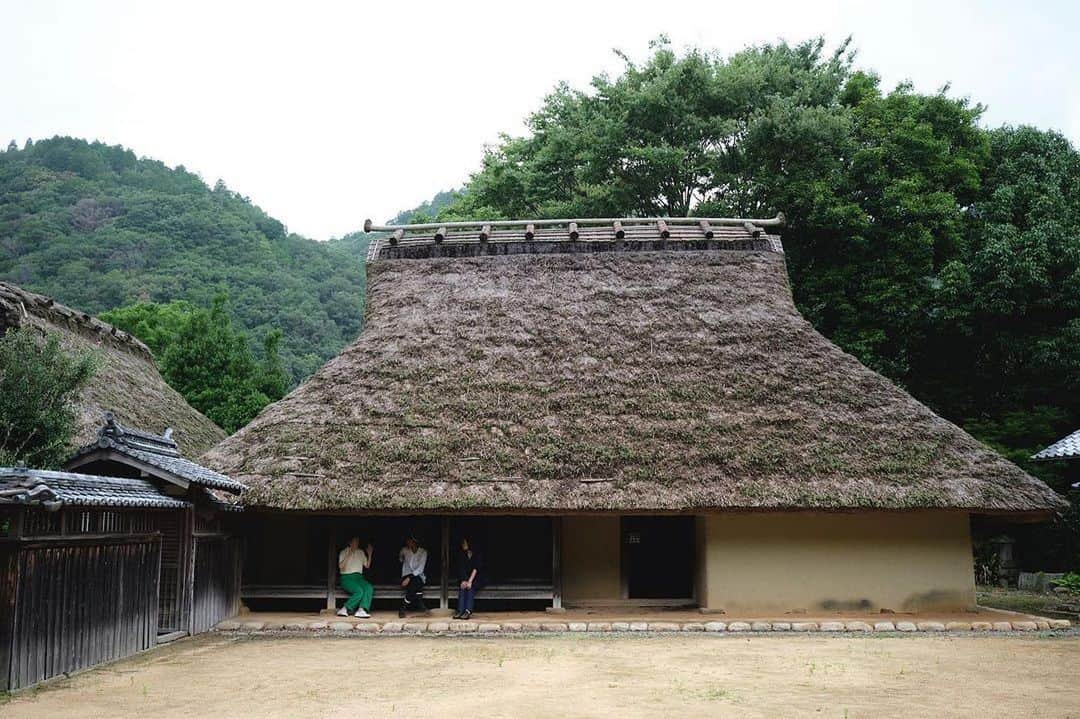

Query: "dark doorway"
left=622, top=516, right=695, bottom=599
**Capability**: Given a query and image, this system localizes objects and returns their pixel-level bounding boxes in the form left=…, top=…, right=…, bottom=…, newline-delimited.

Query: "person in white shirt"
left=398, top=534, right=429, bottom=617
left=337, top=536, right=373, bottom=618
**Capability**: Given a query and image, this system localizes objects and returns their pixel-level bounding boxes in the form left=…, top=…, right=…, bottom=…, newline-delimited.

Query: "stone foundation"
left=216, top=618, right=1070, bottom=634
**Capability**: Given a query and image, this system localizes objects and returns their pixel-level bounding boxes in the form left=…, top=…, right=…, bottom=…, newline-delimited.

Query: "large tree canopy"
left=435, top=39, right=1080, bottom=511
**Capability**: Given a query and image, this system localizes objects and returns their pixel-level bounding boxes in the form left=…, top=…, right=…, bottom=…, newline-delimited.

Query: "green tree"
left=161, top=295, right=286, bottom=433
left=257, top=329, right=290, bottom=401
left=99, top=300, right=197, bottom=356
left=0, top=328, right=98, bottom=467
left=104, top=296, right=290, bottom=433
left=443, top=38, right=853, bottom=220
left=923, top=125, right=1080, bottom=476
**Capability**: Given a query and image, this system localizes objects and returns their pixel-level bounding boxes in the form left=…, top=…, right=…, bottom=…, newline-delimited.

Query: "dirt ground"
left=5, top=633, right=1079, bottom=718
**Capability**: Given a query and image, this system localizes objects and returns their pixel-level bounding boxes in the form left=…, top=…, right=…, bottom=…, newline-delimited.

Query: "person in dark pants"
left=453, top=536, right=483, bottom=620
left=398, top=533, right=429, bottom=618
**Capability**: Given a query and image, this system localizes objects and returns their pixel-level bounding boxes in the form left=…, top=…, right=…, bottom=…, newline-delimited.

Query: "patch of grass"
left=977, top=586, right=1078, bottom=619
left=701, top=686, right=732, bottom=701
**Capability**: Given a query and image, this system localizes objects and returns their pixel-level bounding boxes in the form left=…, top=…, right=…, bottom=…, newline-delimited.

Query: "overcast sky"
left=3, top=0, right=1077, bottom=239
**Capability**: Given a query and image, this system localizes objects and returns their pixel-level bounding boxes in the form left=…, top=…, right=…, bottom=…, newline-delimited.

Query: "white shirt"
left=399, top=546, right=427, bottom=582
left=339, top=547, right=368, bottom=575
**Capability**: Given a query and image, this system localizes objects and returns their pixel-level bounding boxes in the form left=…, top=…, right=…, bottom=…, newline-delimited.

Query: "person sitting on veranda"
left=338, top=536, right=374, bottom=619
left=452, top=536, right=484, bottom=621
left=398, top=533, right=429, bottom=618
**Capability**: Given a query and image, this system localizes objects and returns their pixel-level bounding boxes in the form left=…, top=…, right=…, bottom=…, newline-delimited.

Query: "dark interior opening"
left=238, top=513, right=554, bottom=611
left=623, top=516, right=695, bottom=599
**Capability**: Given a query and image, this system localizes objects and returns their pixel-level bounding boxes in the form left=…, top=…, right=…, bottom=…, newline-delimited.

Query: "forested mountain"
left=0, top=137, right=366, bottom=382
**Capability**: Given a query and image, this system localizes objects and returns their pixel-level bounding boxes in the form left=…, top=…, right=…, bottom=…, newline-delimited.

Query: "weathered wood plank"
left=4, top=532, right=161, bottom=690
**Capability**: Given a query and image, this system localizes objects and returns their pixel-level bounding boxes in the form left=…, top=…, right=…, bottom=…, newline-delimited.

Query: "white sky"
left=2, top=0, right=1077, bottom=239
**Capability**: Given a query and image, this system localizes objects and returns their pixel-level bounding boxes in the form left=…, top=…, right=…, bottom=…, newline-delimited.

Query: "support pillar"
left=440, top=516, right=450, bottom=611
left=550, top=516, right=564, bottom=612
left=326, top=528, right=336, bottom=612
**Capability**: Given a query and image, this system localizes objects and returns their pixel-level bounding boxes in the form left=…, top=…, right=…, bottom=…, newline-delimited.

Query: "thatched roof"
left=203, top=221, right=1065, bottom=514
left=0, top=282, right=225, bottom=456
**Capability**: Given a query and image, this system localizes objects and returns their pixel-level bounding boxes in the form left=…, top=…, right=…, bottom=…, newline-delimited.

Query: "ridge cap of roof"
left=98, top=412, right=181, bottom=457
left=0, top=281, right=155, bottom=361
left=363, top=215, right=786, bottom=262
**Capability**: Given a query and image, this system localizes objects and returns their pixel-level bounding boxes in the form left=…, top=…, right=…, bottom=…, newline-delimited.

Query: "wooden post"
left=440, top=517, right=450, bottom=611
left=551, top=516, right=563, bottom=611
left=183, top=508, right=196, bottom=636
left=619, top=516, right=630, bottom=599
left=326, top=528, right=335, bottom=612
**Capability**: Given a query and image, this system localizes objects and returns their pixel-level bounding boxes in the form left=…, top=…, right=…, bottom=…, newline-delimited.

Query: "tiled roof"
left=363, top=216, right=785, bottom=261
left=70, top=414, right=246, bottom=494
left=1033, top=429, right=1080, bottom=461
left=0, top=467, right=189, bottom=509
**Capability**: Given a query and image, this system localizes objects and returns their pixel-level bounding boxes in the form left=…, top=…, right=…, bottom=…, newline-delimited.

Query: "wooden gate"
left=191, top=535, right=241, bottom=634
left=156, top=509, right=193, bottom=635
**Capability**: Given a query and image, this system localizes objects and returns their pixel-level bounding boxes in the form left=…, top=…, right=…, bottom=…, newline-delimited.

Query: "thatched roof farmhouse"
left=204, top=217, right=1066, bottom=615
left=0, top=281, right=225, bottom=455
left=205, top=219, right=1062, bottom=515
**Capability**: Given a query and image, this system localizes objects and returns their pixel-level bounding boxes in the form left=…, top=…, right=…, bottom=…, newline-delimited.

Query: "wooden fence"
left=1, top=535, right=160, bottom=691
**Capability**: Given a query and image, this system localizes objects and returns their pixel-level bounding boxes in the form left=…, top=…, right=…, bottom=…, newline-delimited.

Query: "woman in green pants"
left=337, top=536, right=374, bottom=618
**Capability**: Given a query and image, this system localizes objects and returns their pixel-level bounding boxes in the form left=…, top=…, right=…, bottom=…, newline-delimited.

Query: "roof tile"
left=0, top=467, right=189, bottom=509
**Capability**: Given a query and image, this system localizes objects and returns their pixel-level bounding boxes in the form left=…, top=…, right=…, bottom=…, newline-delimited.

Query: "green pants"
left=341, top=572, right=373, bottom=611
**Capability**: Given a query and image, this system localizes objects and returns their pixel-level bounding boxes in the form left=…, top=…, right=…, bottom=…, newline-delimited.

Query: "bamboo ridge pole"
left=363, top=213, right=785, bottom=233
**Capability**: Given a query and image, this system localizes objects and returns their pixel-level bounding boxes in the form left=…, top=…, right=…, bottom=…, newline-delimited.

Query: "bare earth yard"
left=5, top=633, right=1079, bottom=718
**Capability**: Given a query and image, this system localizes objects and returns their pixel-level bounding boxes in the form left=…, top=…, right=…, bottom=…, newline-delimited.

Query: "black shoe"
left=452, top=612, right=463, bottom=620
left=461, top=610, right=472, bottom=620
left=398, top=606, right=407, bottom=618
left=415, top=599, right=428, bottom=613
